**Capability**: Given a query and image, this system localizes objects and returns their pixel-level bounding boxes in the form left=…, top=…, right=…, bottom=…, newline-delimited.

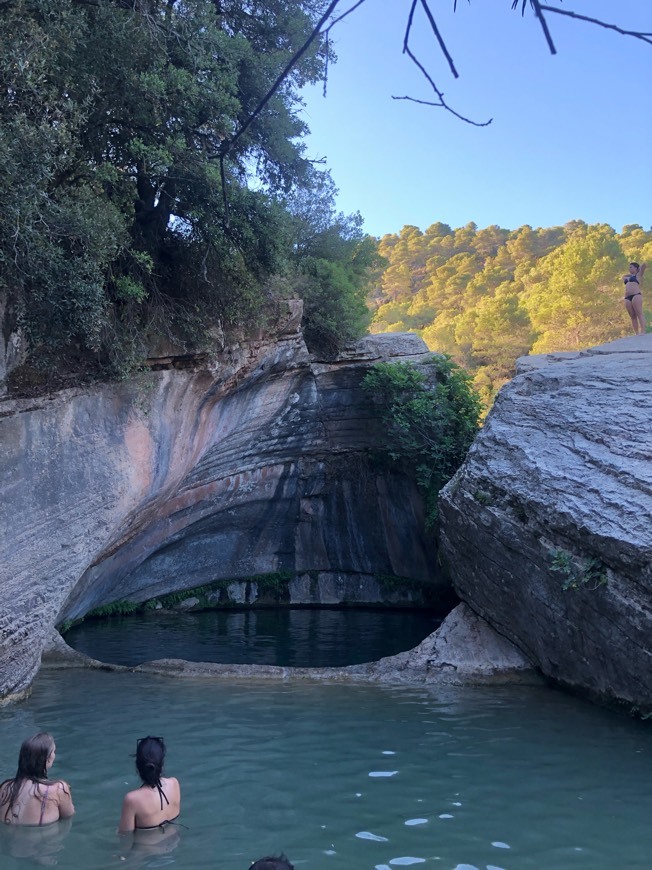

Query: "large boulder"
left=439, top=334, right=652, bottom=713
left=0, top=326, right=447, bottom=702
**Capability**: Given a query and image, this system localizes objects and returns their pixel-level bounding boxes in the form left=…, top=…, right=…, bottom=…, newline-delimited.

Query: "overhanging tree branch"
left=212, top=0, right=342, bottom=224
left=419, top=0, right=459, bottom=78
left=530, top=0, right=557, bottom=54
left=395, top=0, right=490, bottom=126
left=539, top=3, right=652, bottom=48
left=210, top=0, right=651, bottom=221
left=514, top=0, right=652, bottom=53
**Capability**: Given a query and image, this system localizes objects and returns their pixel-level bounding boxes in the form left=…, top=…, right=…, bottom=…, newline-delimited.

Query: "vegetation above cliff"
left=363, top=355, right=480, bottom=525
left=1, top=0, right=378, bottom=385
left=369, top=221, right=652, bottom=407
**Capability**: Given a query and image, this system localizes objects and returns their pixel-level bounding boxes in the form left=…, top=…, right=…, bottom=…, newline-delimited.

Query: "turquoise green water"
left=0, top=669, right=651, bottom=869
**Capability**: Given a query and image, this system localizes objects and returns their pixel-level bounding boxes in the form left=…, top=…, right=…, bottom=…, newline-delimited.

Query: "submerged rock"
left=439, top=334, right=652, bottom=712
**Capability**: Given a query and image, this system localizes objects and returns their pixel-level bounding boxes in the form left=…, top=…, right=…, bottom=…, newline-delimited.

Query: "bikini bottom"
left=625, top=293, right=642, bottom=301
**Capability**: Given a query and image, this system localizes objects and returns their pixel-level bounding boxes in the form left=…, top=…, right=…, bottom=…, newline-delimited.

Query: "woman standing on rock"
left=0, top=732, right=75, bottom=825
left=623, top=261, right=646, bottom=334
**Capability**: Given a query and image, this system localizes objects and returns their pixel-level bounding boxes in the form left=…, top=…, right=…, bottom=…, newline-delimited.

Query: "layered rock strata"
left=0, top=320, right=445, bottom=702
left=439, top=334, right=652, bottom=712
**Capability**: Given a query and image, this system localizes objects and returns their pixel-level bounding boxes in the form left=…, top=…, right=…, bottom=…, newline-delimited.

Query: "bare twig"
left=403, top=0, right=419, bottom=51
left=539, top=4, right=652, bottom=47
left=326, top=0, right=367, bottom=33
left=530, top=0, right=556, bottom=54
left=399, top=0, right=490, bottom=126
left=221, top=0, right=342, bottom=157
left=208, top=0, right=651, bottom=220
left=211, top=0, right=343, bottom=223
left=420, top=0, right=459, bottom=78
left=322, top=0, right=367, bottom=96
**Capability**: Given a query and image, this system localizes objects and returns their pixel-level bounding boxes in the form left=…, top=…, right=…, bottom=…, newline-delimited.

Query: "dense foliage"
left=363, top=356, right=481, bottom=524
left=370, top=221, right=652, bottom=407
left=0, top=0, right=375, bottom=378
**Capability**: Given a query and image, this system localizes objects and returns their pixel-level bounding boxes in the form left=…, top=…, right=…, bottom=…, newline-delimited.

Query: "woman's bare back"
left=1, top=779, right=73, bottom=826
left=119, top=776, right=181, bottom=832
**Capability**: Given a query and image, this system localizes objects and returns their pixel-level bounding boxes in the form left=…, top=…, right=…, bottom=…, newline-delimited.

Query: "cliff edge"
left=439, top=334, right=652, bottom=712
left=0, top=317, right=446, bottom=703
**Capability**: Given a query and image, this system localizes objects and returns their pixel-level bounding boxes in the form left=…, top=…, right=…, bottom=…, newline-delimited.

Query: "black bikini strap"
left=155, top=781, right=170, bottom=811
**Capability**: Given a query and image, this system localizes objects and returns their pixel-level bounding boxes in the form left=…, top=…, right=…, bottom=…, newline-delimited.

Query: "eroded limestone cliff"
left=439, top=334, right=652, bottom=713
left=0, top=314, right=447, bottom=702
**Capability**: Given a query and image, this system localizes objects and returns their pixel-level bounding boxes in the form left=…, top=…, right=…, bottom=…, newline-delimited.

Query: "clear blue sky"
left=300, top=0, right=652, bottom=238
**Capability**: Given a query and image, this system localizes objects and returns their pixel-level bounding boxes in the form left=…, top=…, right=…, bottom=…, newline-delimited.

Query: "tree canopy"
left=369, top=221, right=652, bottom=408
left=2, top=0, right=649, bottom=391
left=0, top=0, right=376, bottom=383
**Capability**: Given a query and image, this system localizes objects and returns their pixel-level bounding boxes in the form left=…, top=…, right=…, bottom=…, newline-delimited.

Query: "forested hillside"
left=370, top=221, right=652, bottom=407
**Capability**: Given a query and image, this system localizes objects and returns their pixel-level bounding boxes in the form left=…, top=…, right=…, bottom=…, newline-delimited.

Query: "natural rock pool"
left=63, top=609, right=441, bottom=668
left=0, top=669, right=650, bottom=869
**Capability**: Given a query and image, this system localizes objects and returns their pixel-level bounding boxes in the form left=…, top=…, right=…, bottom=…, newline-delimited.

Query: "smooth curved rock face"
left=0, top=328, right=443, bottom=701
left=439, top=334, right=652, bottom=712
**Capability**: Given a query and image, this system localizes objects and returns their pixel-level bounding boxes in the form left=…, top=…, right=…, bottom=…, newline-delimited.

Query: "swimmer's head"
left=17, top=732, right=55, bottom=781
left=249, top=857, right=294, bottom=870
left=135, top=736, right=166, bottom=786
left=630, top=262, right=640, bottom=273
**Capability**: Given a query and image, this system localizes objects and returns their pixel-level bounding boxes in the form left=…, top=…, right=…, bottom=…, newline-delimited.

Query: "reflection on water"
left=0, top=817, right=72, bottom=867
left=0, top=669, right=651, bottom=869
left=64, top=608, right=440, bottom=668
left=118, top=826, right=182, bottom=869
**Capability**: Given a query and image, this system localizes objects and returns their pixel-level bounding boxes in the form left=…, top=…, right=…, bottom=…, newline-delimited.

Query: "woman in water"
left=0, top=732, right=75, bottom=825
left=118, top=736, right=181, bottom=833
left=249, top=857, right=294, bottom=870
left=623, top=261, right=646, bottom=334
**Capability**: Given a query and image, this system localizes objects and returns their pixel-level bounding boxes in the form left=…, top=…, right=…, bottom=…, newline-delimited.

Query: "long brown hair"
left=0, top=732, right=65, bottom=822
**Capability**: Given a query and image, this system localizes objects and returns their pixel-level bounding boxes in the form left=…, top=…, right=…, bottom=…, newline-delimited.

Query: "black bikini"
left=134, top=781, right=180, bottom=830
left=135, top=815, right=180, bottom=830
left=624, top=274, right=641, bottom=301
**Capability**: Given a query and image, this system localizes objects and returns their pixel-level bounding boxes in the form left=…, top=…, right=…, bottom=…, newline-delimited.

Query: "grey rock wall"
left=0, top=291, right=25, bottom=397
left=0, top=323, right=445, bottom=702
left=439, top=334, right=652, bottom=712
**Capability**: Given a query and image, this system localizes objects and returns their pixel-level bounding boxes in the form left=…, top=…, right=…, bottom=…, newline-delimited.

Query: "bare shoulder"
left=122, top=788, right=142, bottom=805
left=53, top=780, right=72, bottom=798
left=54, top=779, right=75, bottom=817
left=163, top=776, right=180, bottom=794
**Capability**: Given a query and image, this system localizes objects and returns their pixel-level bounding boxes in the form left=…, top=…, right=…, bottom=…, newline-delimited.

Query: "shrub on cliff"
left=363, top=356, right=481, bottom=524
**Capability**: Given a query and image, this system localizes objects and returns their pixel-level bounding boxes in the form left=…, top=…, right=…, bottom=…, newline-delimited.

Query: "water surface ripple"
left=0, top=670, right=650, bottom=869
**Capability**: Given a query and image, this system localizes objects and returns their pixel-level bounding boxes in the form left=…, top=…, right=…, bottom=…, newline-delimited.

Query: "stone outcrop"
left=0, top=290, right=25, bottom=397
left=439, top=334, right=652, bottom=713
left=0, top=318, right=447, bottom=702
